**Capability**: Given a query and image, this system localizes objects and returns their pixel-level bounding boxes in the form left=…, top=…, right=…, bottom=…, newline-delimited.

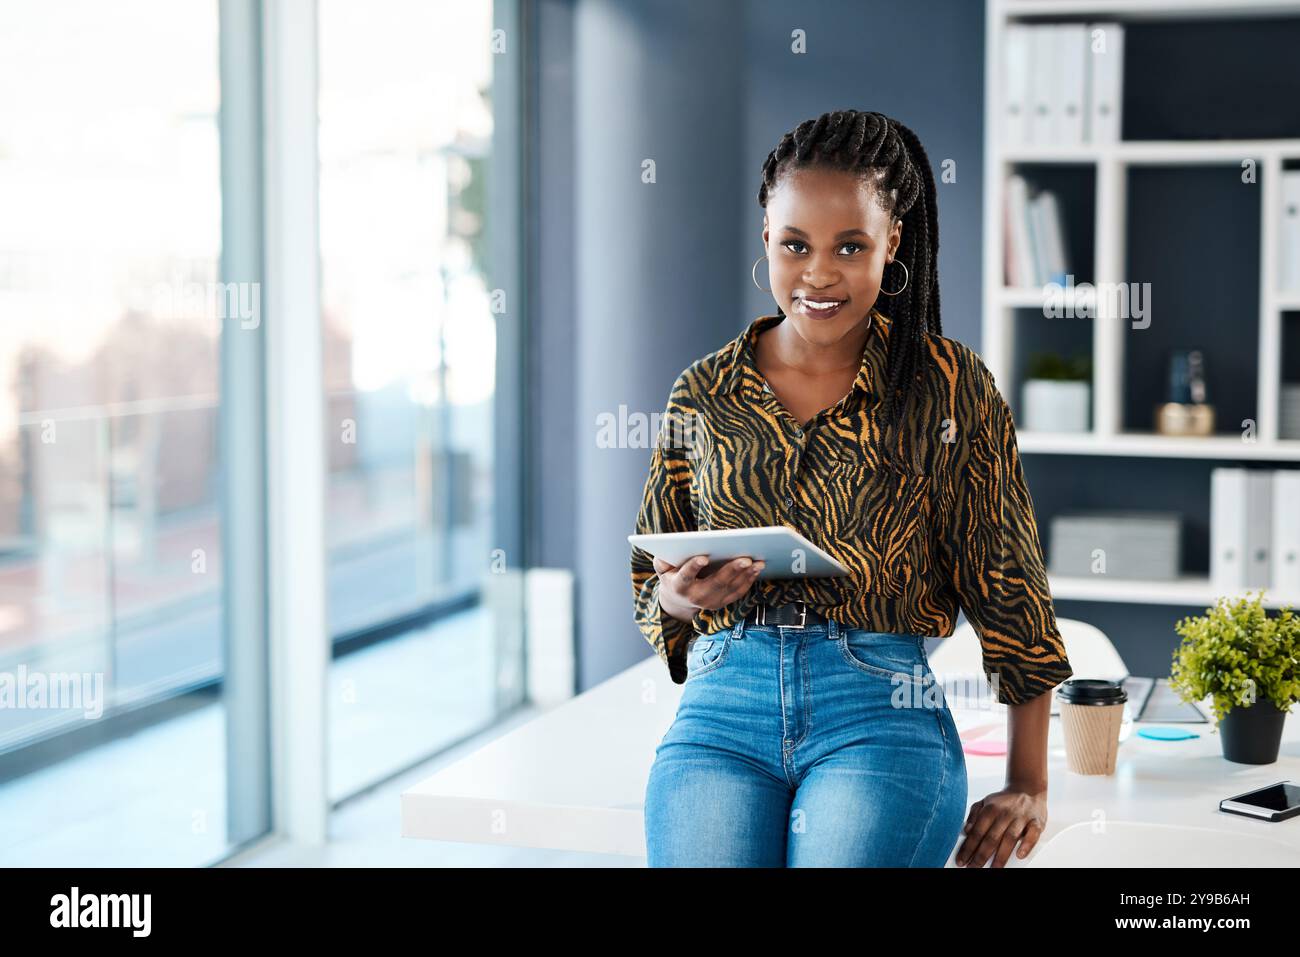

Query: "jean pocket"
left=838, top=630, right=929, bottom=683
left=685, top=632, right=730, bottom=680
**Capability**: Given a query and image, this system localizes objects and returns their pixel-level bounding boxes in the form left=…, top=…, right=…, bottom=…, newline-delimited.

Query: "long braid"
left=757, top=110, right=942, bottom=436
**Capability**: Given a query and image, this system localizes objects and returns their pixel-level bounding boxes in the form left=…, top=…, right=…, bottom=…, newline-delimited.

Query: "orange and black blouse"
left=630, top=307, right=1073, bottom=706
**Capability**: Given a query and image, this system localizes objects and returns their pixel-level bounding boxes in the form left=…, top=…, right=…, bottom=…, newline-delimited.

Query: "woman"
left=630, top=110, right=1074, bottom=868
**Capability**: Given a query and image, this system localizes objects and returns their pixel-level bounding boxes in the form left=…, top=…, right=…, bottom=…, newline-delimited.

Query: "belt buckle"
left=793, top=600, right=807, bottom=629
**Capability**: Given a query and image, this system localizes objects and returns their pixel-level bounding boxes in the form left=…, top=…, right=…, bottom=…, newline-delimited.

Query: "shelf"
left=1016, top=431, right=1300, bottom=460
left=1049, top=573, right=1300, bottom=609
left=998, top=284, right=1300, bottom=313
left=1000, top=286, right=1095, bottom=308
left=1002, top=139, right=1300, bottom=164
left=1003, top=0, right=1300, bottom=21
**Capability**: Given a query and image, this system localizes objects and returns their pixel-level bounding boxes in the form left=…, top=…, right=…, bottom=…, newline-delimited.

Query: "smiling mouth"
left=796, top=295, right=847, bottom=317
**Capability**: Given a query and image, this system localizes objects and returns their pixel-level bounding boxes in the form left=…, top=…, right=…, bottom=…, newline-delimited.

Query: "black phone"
left=1219, top=781, right=1300, bottom=822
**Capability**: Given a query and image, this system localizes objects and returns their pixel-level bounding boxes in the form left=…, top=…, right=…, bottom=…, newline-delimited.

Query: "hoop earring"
left=751, top=254, right=770, bottom=293
left=878, top=259, right=909, bottom=297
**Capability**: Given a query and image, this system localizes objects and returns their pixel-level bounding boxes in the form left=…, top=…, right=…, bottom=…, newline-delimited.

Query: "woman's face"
left=762, top=166, right=902, bottom=339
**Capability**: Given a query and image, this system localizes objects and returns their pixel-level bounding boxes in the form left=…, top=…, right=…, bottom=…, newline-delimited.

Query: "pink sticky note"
left=963, top=738, right=1008, bottom=756
left=959, top=722, right=1001, bottom=741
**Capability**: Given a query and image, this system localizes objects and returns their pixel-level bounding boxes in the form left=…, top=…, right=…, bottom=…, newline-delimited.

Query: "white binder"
left=1272, top=470, right=1300, bottom=598
left=1028, top=26, right=1055, bottom=144
left=1281, top=171, right=1300, bottom=293
left=1002, top=24, right=1031, bottom=146
left=1246, top=471, right=1274, bottom=589
left=1058, top=23, right=1088, bottom=145
left=1086, top=21, right=1123, bottom=143
left=1206, top=468, right=1258, bottom=595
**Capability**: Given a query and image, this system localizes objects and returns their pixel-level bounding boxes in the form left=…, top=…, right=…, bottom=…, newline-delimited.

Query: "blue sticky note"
left=1137, top=726, right=1199, bottom=741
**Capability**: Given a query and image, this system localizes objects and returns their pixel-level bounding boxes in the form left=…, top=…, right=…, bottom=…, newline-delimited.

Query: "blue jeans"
left=644, top=616, right=969, bottom=866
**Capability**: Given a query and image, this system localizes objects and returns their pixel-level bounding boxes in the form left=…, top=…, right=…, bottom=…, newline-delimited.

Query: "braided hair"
left=757, top=109, right=942, bottom=433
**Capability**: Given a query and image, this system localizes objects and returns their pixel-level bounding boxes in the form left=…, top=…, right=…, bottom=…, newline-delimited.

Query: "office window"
left=0, top=0, right=236, bottom=865
left=319, top=0, right=522, bottom=800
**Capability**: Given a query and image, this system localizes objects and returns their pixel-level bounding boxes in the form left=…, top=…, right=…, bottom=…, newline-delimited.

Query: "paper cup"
left=1057, top=679, right=1128, bottom=775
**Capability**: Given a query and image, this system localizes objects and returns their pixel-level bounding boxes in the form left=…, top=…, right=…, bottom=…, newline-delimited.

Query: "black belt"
left=744, top=600, right=827, bottom=628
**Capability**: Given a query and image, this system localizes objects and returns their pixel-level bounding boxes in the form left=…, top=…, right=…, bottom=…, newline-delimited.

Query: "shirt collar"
left=709, top=307, right=890, bottom=401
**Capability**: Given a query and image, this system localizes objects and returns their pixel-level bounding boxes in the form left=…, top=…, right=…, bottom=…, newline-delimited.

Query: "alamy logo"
left=49, top=886, right=151, bottom=937
left=0, top=667, right=103, bottom=719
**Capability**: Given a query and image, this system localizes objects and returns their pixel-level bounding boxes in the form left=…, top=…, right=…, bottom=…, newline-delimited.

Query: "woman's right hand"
left=653, top=554, right=765, bottom=622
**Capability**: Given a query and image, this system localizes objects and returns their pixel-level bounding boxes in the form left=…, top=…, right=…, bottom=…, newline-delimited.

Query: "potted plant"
left=1169, top=591, right=1300, bottom=764
left=1022, top=351, right=1091, bottom=433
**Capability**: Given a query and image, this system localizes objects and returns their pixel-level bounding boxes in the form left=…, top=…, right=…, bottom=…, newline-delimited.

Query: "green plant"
left=1025, top=351, right=1091, bottom=382
left=1169, top=591, right=1300, bottom=725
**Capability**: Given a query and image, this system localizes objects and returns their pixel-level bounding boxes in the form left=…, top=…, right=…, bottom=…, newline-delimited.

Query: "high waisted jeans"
left=644, top=615, right=969, bottom=867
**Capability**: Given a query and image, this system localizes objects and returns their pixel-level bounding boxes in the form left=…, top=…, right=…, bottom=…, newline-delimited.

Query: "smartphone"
left=1219, top=781, right=1300, bottom=822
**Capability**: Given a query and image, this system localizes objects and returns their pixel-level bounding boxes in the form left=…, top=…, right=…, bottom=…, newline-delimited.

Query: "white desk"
left=400, top=656, right=1300, bottom=864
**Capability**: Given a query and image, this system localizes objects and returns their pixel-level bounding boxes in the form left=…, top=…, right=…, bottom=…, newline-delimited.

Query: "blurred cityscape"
left=0, top=0, right=514, bottom=864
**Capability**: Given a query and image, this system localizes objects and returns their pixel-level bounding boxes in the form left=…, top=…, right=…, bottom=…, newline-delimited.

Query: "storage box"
left=1049, top=510, right=1182, bottom=581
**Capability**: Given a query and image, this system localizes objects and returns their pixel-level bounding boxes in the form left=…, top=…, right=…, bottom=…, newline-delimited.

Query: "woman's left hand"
left=953, top=786, right=1047, bottom=867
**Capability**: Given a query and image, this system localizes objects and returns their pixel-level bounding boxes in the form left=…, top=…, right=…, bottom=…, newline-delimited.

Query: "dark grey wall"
left=569, top=0, right=746, bottom=688
left=531, top=0, right=988, bottom=691
left=740, top=0, right=988, bottom=349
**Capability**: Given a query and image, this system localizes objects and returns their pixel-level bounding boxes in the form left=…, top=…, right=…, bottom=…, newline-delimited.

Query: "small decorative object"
left=1155, top=349, right=1215, bottom=436
left=1022, top=351, right=1091, bottom=433
left=1169, top=591, right=1300, bottom=764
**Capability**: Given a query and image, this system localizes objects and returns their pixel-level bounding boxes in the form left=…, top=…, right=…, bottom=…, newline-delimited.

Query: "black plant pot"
left=1219, top=697, right=1289, bottom=764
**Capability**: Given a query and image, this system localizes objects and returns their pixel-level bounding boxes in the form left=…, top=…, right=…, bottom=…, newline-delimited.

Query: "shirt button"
left=784, top=495, right=794, bottom=508
left=793, top=426, right=803, bottom=438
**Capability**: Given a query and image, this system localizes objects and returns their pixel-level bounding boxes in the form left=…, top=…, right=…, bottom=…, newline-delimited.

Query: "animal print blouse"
left=630, top=307, right=1074, bottom=706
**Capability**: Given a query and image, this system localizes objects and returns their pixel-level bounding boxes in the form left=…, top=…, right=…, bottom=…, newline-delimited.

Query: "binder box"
left=1049, top=510, right=1181, bottom=581
left=1211, top=468, right=1273, bottom=591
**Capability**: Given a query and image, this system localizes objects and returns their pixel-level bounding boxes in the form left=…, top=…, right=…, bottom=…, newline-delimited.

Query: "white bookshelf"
left=1049, top=573, right=1300, bottom=609
left=999, top=0, right=1300, bottom=17
left=982, top=0, right=1300, bottom=609
left=1017, top=432, right=1300, bottom=460
left=1004, top=138, right=1300, bottom=165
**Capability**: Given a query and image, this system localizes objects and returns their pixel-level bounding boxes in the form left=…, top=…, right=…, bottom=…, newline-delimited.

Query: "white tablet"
left=628, top=525, right=850, bottom=580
